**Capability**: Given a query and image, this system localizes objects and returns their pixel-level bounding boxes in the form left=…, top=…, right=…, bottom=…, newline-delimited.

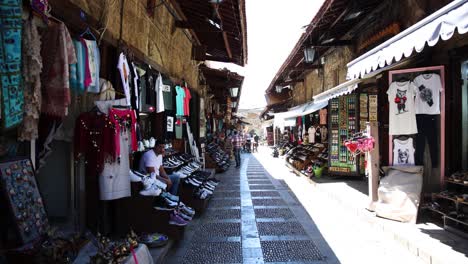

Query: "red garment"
left=183, top=86, right=191, bottom=116
left=74, top=112, right=116, bottom=174
left=108, top=108, right=138, bottom=156
left=81, top=38, right=92, bottom=88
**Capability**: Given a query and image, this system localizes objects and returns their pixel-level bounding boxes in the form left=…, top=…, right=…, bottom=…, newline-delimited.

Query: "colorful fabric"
left=183, top=86, right=191, bottom=116
left=41, top=21, right=76, bottom=117
left=70, top=40, right=86, bottom=93
left=83, top=39, right=100, bottom=93
left=109, top=108, right=137, bottom=157
left=0, top=0, right=23, bottom=128
left=19, top=17, right=42, bottom=141
left=175, top=85, right=185, bottom=116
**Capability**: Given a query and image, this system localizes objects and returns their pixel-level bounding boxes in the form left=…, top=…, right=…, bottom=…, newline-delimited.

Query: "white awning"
left=272, top=103, right=308, bottom=119
left=312, top=78, right=362, bottom=102
left=347, top=0, right=468, bottom=79
left=302, top=100, right=329, bottom=116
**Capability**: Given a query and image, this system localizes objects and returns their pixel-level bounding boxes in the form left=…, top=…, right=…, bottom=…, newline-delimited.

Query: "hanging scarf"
left=0, top=0, right=24, bottom=129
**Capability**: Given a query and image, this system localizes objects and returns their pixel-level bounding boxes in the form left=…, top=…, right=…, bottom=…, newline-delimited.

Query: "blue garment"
left=70, top=40, right=86, bottom=93
left=84, top=39, right=100, bottom=93
left=0, top=0, right=23, bottom=128
left=175, top=85, right=185, bottom=116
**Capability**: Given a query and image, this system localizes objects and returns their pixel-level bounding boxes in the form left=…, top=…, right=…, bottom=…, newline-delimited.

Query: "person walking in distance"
left=231, top=130, right=243, bottom=168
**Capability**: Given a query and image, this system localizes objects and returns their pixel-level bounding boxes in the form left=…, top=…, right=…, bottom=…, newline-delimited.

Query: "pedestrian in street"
left=231, top=130, right=243, bottom=168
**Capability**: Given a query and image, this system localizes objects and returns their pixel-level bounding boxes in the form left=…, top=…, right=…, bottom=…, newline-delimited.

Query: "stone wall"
left=66, top=0, right=200, bottom=90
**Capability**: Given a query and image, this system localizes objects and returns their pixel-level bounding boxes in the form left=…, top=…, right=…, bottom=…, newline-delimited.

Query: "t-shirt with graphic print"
left=413, top=73, right=442, bottom=115
left=387, top=81, right=418, bottom=135
left=393, top=138, right=415, bottom=165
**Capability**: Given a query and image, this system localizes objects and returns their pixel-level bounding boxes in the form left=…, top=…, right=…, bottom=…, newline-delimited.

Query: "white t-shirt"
left=117, top=53, right=131, bottom=105
left=308, top=126, right=316, bottom=143
left=155, top=73, right=165, bottom=113
left=387, top=81, right=418, bottom=135
left=139, top=150, right=162, bottom=175
left=413, top=73, right=442, bottom=115
left=393, top=138, right=415, bottom=165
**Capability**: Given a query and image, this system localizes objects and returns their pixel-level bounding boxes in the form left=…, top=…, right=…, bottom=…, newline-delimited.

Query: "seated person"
left=139, top=139, right=180, bottom=195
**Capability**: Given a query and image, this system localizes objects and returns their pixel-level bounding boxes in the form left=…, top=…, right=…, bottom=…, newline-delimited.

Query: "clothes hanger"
left=80, top=26, right=96, bottom=40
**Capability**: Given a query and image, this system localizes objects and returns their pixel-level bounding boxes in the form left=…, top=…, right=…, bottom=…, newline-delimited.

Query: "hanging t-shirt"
left=308, top=126, right=316, bottom=143
left=413, top=73, right=442, bottom=115
left=387, top=81, right=418, bottom=135
left=183, top=86, right=191, bottom=116
left=393, top=138, right=415, bottom=165
left=175, top=85, right=185, bottom=116
left=155, top=73, right=165, bottom=113
left=131, top=62, right=139, bottom=110
left=319, top=109, right=328, bottom=125
left=117, top=53, right=131, bottom=105
left=320, top=126, right=328, bottom=142
left=315, top=127, right=321, bottom=142
left=162, top=80, right=174, bottom=110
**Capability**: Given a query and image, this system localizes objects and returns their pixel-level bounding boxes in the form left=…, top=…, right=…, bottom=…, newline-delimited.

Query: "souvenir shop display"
left=285, top=143, right=328, bottom=178
left=0, top=158, right=49, bottom=245
left=204, top=142, right=231, bottom=172
left=328, top=93, right=376, bottom=176
left=387, top=67, right=444, bottom=170
left=422, top=171, right=468, bottom=237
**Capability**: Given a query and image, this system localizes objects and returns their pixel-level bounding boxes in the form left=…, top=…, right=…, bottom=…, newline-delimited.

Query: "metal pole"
left=367, top=121, right=379, bottom=211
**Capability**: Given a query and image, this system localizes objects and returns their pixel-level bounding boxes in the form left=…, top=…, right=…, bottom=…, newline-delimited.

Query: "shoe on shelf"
left=143, top=139, right=150, bottom=149
left=153, top=196, right=176, bottom=211
left=162, top=192, right=179, bottom=202
left=179, top=204, right=195, bottom=216
left=139, top=233, right=169, bottom=248
left=176, top=210, right=192, bottom=221
left=149, top=137, right=156, bottom=148
left=138, top=141, right=145, bottom=152
left=169, top=212, right=188, bottom=226
left=140, top=185, right=162, bottom=196
left=130, top=170, right=144, bottom=182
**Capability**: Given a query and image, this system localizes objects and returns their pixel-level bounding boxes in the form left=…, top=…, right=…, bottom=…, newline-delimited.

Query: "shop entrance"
left=462, top=60, right=468, bottom=171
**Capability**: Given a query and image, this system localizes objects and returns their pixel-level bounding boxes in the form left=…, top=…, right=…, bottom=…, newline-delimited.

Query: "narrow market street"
left=166, top=149, right=424, bottom=264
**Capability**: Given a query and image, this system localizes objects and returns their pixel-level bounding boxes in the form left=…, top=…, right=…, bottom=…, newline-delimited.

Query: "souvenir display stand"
left=285, top=143, right=328, bottom=178
left=328, top=93, right=377, bottom=176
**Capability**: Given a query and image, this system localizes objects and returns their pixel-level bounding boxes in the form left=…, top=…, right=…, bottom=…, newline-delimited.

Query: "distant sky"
left=208, top=0, right=324, bottom=110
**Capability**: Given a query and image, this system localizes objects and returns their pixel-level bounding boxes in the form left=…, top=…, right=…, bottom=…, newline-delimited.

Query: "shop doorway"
left=462, top=61, right=468, bottom=171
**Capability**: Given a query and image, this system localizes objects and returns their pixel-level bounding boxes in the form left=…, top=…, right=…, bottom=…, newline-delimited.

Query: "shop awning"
left=347, top=0, right=468, bottom=79
left=312, top=78, right=362, bottom=102
left=302, top=100, right=329, bottom=116
left=272, top=103, right=308, bottom=119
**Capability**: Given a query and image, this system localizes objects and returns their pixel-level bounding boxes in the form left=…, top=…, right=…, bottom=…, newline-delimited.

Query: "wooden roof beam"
left=212, top=2, right=233, bottom=59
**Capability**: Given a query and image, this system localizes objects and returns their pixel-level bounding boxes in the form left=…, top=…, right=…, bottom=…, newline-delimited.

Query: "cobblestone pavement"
left=165, top=153, right=424, bottom=264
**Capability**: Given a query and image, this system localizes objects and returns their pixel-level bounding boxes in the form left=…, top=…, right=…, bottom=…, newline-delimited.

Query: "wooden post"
left=367, top=121, right=380, bottom=211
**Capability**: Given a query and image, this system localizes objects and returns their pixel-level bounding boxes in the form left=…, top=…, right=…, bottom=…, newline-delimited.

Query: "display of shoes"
left=153, top=196, right=177, bottom=211
left=129, top=170, right=144, bottom=182
left=140, top=185, right=162, bottom=196
left=161, top=191, right=179, bottom=202
left=169, top=212, right=188, bottom=226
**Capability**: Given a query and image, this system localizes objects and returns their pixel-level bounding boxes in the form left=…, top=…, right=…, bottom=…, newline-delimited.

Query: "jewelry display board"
left=0, top=158, right=49, bottom=245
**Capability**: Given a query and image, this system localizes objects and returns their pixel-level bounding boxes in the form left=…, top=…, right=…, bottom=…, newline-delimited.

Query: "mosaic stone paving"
left=205, top=209, right=241, bottom=220
left=261, top=240, right=324, bottom=262
left=257, top=221, right=307, bottom=236
left=252, top=198, right=287, bottom=207
left=210, top=198, right=241, bottom=208
left=168, top=155, right=330, bottom=264
left=182, top=242, right=242, bottom=264
left=250, top=191, right=281, bottom=197
left=193, top=222, right=241, bottom=239
left=254, top=208, right=295, bottom=219
left=249, top=184, right=276, bottom=190
left=213, top=191, right=241, bottom=198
